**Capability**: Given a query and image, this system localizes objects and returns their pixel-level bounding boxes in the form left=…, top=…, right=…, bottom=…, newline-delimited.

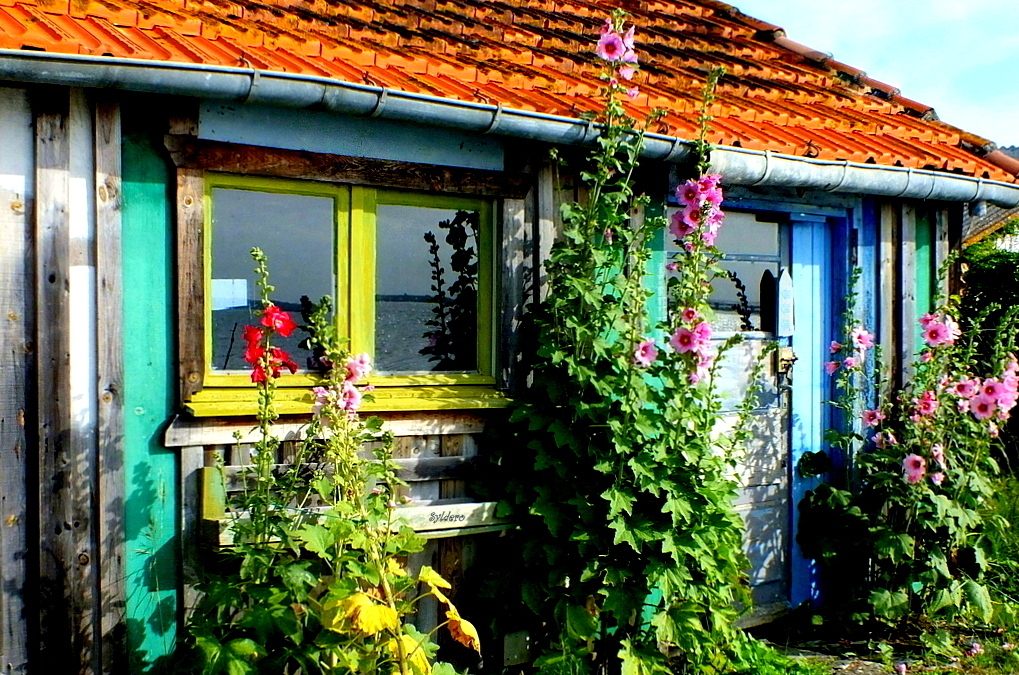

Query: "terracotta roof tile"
left=2, top=0, right=1013, bottom=182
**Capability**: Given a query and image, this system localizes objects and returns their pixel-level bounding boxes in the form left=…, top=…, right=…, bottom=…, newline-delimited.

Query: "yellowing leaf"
left=385, top=633, right=430, bottom=675
left=445, top=607, right=481, bottom=653
left=418, top=565, right=451, bottom=589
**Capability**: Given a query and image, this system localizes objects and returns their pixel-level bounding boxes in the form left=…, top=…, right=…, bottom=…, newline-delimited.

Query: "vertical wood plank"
left=177, top=167, right=205, bottom=401
left=499, top=197, right=527, bottom=394
left=35, top=85, right=97, bottom=673
left=935, top=208, right=950, bottom=298
left=877, top=203, right=898, bottom=392
left=536, top=161, right=556, bottom=302
left=0, top=86, right=33, bottom=675
left=94, top=94, right=126, bottom=673
left=899, top=204, right=917, bottom=379
left=180, top=445, right=204, bottom=616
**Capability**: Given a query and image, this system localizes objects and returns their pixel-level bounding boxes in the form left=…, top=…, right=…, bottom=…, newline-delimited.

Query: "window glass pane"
left=210, top=187, right=334, bottom=371
left=665, top=210, right=780, bottom=333
left=375, top=204, right=480, bottom=374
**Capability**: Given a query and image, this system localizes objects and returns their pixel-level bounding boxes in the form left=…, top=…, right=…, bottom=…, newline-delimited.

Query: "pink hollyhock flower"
left=669, top=209, right=698, bottom=239
left=930, top=472, right=945, bottom=487
left=971, top=394, right=997, bottom=420
left=903, top=454, right=926, bottom=484
left=932, top=444, right=945, bottom=467
left=670, top=327, right=697, bottom=353
left=850, top=327, right=875, bottom=350
left=843, top=356, right=858, bottom=369
left=965, top=642, right=983, bottom=657
left=677, top=181, right=701, bottom=207
left=989, top=422, right=1000, bottom=437
left=830, top=341, right=842, bottom=354
left=923, top=321, right=952, bottom=347
left=894, top=663, right=907, bottom=675
left=341, top=382, right=362, bottom=412
left=862, top=409, right=885, bottom=427
left=825, top=361, right=840, bottom=375
left=665, top=261, right=678, bottom=272
left=953, top=379, right=979, bottom=399
left=622, top=50, right=639, bottom=64
left=311, top=386, right=330, bottom=416
left=596, top=32, right=626, bottom=61
left=1006, top=354, right=1019, bottom=375
left=621, top=25, right=636, bottom=50
left=705, top=208, right=725, bottom=233
left=681, top=307, right=699, bottom=323
left=915, top=391, right=939, bottom=416
left=345, top=353, right=372, bottom=383
left=919, top=313, right=938, bottom=329
left=874, top=431, right=898, bottom=449
left=998, top=388, right=1018, bottom=412
left=625, top=86, right=639, bottom=100
left=600, top=18, right=612, bottom=34
left=944, top=316, right=961, bottom=343
left=692, top=320, right=713, bottom=347
left=699, top=174, right=722, bottom=190
left=982, top=378, right=1006, bottom=400
left=921, top=351, right=933, bottom=363
left=603, top=227, right=614, bottom=244
left=618, top=65, right=636, bottom=80
left=261, top=304, right=298, bottom=337
left=701, top=230, right=718, bottom=246
left=633, top=339, right=658, bottom=367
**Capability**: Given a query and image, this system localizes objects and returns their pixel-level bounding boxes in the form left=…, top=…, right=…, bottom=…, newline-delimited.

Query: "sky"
left=728, top=0, right=1019, bottom=147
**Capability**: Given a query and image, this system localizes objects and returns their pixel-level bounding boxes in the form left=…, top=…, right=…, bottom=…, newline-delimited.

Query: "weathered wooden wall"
left=0, top=86, right=34, bottom=675
left=0, top=85, right=126, bottom=674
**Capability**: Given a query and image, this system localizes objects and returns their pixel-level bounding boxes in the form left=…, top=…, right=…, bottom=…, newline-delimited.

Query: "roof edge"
left=0, top=50, right=1016, bottom=206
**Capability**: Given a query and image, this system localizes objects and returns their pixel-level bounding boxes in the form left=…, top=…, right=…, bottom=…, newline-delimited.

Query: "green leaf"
left=566, top=604, right=598, bottom=640
left=963, top=579, right=993, bottom=622
left=296, top=524, right=333, bottom=558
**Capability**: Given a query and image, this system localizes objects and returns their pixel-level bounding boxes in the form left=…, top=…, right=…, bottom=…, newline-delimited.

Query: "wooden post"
left=176, top=167, right=205, bottom=402
left=94, top=94, right=126, bottom=672
left=877, top=202, right=899, bottom=392
left=0, top=86, right=33, bottom=675
left=899, top=203, right=917, bottom=380
left=536, top=160, right=556, bottom=302
left=35, top=86, right=98, bottom=672
left=499, top=197, right=528, bottom=393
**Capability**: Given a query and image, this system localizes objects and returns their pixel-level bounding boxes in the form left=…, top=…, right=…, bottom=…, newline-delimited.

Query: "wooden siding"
left=0, top=86, right=33, bottom=675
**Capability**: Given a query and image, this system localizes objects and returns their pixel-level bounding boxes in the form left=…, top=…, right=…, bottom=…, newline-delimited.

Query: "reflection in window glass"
left=210, top=188, right=335, bottom=371
left=375, top=205, right=480, bottom=374
left=666, top=210, right=780, bottom=333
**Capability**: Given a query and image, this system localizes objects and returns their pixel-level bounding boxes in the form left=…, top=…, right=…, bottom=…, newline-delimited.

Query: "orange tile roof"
left=1, top=0, right=1013, bottom=182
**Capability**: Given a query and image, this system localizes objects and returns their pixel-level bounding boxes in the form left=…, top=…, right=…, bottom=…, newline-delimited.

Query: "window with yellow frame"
left=186, top=173, right=505, bottom=416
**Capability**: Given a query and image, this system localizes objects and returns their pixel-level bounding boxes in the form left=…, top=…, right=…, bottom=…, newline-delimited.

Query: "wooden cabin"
left=2, top=1, right=1019, bottom=672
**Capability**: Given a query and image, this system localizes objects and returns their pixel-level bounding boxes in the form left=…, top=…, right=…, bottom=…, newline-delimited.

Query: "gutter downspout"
left=2, top=49, right=1017, bottom=207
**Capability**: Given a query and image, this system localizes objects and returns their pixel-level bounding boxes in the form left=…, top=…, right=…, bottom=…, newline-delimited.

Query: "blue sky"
left=729, top=0, right=1019, bottom=147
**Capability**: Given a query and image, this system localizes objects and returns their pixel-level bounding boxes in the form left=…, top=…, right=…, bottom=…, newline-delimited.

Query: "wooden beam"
left=499, top=197, right=528, bottom=394
left=877, top=202, right=898, bottom=392
left=899, top=203, right=917, bottom=379
left=935, top=208, right=950, bottom=298
left=35, top=85, right=97, bottom=673
left=163, top=411, right=487, bottom=447
left=176, top=167, right=205, bottom=402
left=94, top=94, right=126, bottom=673
left=163, top=135, right=530, bottom=198
left=0, top=86, right=33, bottom=675
left=536, top=160, right=556, bottom=301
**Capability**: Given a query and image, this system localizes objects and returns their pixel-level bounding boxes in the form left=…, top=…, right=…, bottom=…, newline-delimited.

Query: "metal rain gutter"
left=1, top=49, right=1017, bottom=207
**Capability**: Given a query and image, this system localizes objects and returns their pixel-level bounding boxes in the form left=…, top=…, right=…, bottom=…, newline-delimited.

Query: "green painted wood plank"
left=121, top=123, right=178, bottom=672
left=914, top=209, right=934, bottom=348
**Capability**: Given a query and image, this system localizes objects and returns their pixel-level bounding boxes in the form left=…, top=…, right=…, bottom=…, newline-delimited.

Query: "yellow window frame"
left=189, top=174, right=502, bottom=416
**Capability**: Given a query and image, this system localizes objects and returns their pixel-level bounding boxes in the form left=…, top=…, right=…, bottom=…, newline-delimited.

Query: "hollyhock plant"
left=861, top=409, right=885, bottom=427
left=633, top=339, right=658, bottom=367
left=902, top=454, right=926, bottom=484
left=850, top=326, right=875, bottom=351
left=261, top=304, right=298, bottom=337
left=825, top=361, right=840, bottom=375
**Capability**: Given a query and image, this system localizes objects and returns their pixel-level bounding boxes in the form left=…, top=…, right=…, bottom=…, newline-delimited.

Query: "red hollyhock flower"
left=261, top=304, right=298, bottom=337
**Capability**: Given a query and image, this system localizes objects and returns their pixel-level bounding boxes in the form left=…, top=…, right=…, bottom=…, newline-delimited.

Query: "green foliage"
left=800, top=263, right=1019, bottom=635
left=178, top=250, right=478, bottom=674
left=485, top=12, right=797, bottom=675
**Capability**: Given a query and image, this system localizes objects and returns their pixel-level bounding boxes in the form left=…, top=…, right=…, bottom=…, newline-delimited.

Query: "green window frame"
left=188, top=173, right=502, bottom=416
